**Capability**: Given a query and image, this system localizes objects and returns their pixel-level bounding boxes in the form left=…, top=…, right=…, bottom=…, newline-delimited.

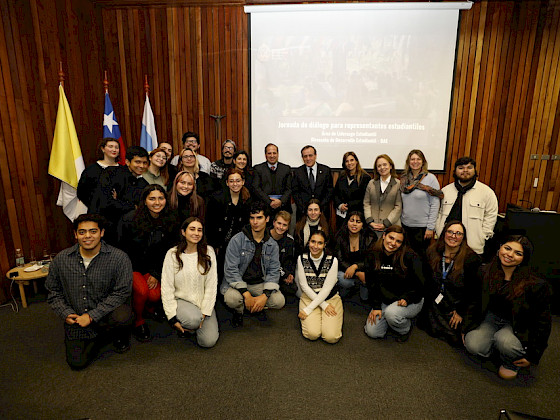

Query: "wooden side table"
left=5, top=263, right=49, bottom=308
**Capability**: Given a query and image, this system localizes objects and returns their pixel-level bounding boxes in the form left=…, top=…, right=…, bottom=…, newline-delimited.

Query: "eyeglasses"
left=223, top=146, right=235, bottom=151
left=185, top=139, right=198, bottom=144
left=182, top=155, right=195, bottom=160
left=445, top=230, right=464, bottom=238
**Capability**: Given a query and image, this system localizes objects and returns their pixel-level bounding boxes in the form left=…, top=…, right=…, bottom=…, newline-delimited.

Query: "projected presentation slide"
left=248, top=5, right=461, bottom=170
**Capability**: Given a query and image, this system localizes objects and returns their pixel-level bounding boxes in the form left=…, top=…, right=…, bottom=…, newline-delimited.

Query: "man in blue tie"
left=292, top=145, right=333, bottom=220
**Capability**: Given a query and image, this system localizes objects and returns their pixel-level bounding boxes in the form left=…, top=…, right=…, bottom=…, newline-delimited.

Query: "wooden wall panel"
left=437, top=0, right=560, bottom=216
left=0, top=0, right=104, bottom=293
left=99, top=4, right=248, bottom=159
left=2, top=0, right=560, bottom=299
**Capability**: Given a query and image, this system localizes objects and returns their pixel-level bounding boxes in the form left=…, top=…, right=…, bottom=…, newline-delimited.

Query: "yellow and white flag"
left=48, top=84, right=87, bottom=221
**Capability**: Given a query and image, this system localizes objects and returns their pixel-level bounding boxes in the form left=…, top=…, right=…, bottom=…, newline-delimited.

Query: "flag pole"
left=58, top=62, right=64, bottom=87
left=49, top=62, right=87, bottom=221
left=144, top=74, right=150, bottom=97
left=140, top=74, right=157, bottom=152
left=104, top=70, right=109, bottom=94
left=103, top=71, right=126, bottom=164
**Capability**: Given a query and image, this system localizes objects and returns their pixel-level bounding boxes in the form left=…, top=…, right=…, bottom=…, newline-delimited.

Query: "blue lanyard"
left=441, top=257, right=454, bottom=292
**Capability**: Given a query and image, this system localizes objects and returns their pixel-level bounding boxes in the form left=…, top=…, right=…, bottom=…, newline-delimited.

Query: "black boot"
left=133, top=324, right=151, bottom=342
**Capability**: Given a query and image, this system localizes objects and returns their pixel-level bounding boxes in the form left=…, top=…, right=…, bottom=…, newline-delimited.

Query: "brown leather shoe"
left=498, top=365, right=518, bottom=380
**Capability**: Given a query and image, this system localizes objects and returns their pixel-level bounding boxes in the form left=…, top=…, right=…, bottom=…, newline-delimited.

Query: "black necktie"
left=309, top=168, right=315, bottom=190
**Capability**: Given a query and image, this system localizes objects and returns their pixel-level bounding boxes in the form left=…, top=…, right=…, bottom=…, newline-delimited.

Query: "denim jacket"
left=220, top=226, right=281, bottom=294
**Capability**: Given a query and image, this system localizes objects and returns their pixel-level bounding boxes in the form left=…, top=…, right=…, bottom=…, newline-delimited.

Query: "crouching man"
left=221, top=201, right=285, bottom=327
left=46, top=214, right=133, bottom=370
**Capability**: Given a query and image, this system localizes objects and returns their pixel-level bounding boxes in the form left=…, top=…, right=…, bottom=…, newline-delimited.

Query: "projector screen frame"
left=245, top=1, right=473, bottom=172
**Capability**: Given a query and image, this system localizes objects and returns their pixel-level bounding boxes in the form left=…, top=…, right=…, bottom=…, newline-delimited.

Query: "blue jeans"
left=176, top=299, right=219, bottom=348
left=337, top=271, right=368, bottom=300
left=364, top=299, right=424, bottom=338
left=464, top=312, right=526, bottom=371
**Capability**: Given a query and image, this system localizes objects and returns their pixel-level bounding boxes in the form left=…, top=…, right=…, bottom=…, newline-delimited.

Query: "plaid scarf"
left=400, top=172, right=444, bottom=199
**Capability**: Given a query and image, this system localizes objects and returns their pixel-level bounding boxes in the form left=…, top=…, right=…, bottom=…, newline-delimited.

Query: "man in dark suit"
left=292, top=145, right=333, bottom=219
left=253, top=143, right=293, bottom=217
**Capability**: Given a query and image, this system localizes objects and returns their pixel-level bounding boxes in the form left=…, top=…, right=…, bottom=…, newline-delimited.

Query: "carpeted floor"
left=1, top=289, right=559, bottom=420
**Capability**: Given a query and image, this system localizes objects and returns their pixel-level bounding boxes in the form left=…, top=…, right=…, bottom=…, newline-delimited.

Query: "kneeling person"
left=161, top=217, right=219, bottom=348
left=269, top=210, right=297, bottom=297
left=221, top=202, right=285, bottom=326
left=296, top=230, right=342, bottom=344
left=364, top=226, right=424, bottom=342
left=46, top=214, right=133, bottom=370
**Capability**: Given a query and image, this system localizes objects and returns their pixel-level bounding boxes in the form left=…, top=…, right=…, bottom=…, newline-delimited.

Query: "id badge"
left=435, top=293, right=444, bottom=304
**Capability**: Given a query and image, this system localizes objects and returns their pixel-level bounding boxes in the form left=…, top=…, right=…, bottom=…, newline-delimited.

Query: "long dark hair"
left=295, top=199, right=330, bottom=244
left=135, top=184, right=168, bottom=219
left=132, top=184, right=169, bottom=233
left=340, top=151, right=368, bottom=185
left=427, top=220, right=472, bottom=281
left=490, top=235, right=536, bottom=299
left=370, top=225, right=407, bottom=271
left=339, top=210, right=365, bottom=238
left=175, top=217, right=211, bottom=275
left=306, top=229, right=330, bottom=256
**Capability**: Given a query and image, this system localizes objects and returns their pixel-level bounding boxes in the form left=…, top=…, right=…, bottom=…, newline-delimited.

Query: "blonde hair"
left=178, top=148, right=200, bottom=174
left=402, top=149, right=428, bottom=177
left=169, top=171, right=201, bottom=210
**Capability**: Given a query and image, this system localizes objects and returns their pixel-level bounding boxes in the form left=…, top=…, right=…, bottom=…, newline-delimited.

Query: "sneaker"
left=113, top=337, right=131, bottom=354
left=232, top=312, right=244, bottom=328
left=498, top=365, right=518, bottom=380
left=133, top=324, right=151, bottom=342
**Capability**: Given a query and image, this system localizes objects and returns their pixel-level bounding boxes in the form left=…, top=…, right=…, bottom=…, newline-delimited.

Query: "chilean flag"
left=140, top=94, right=158, bottom=152
left=103, top=93, right=126, bottom=164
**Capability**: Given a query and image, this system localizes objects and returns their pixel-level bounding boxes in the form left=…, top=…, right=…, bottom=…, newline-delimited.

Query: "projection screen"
left=246, top=2, right=472, bottom=170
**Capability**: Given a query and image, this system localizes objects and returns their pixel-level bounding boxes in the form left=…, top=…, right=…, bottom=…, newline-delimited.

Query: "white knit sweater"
left=161, top=246, right=218, bottom=319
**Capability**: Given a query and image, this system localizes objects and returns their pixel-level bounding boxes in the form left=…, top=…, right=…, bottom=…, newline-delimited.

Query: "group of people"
left=45, top=133, right=551, bottom=382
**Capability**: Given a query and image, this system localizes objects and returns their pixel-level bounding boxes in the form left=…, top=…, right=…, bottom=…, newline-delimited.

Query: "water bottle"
left=15, top=249, right=24, bottom=267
